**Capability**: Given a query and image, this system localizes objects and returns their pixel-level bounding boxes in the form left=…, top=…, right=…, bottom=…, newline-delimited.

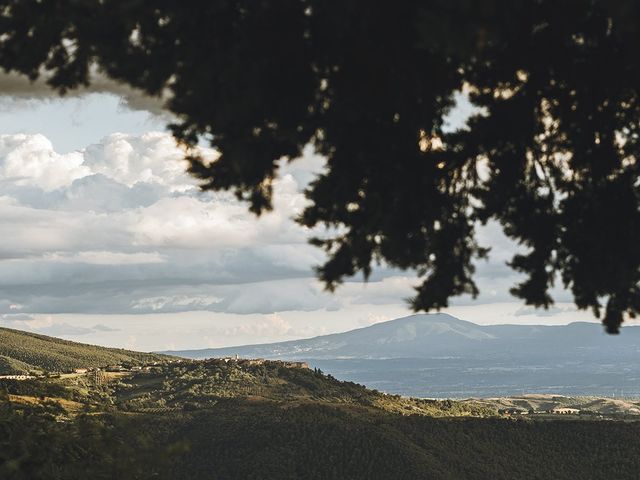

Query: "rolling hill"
left=474, top=394, right=640, bottom=416
left=0, top=327, right=170, bottom=374
left=3, top=352, right=640, bottom=479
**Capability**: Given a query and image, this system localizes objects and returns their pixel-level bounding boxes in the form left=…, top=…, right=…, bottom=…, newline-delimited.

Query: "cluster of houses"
left=499, top=407, right=582, bottom=416
left=217, top=356, right=309, bottom=369
left=0, top=374, right=36, bottom=381
left=0, top=362, right=164, bottom=381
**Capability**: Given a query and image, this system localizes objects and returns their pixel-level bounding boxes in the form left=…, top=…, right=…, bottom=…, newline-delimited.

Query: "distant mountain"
left=163, top=314, right=640, bottom=398
left=0, top=327, right=171, bottom=374
left=164, top=313, right=636, bottom=361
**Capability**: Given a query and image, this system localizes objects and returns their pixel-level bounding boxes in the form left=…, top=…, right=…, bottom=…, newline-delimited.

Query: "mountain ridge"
left=161, top=313, right=627, bottom=360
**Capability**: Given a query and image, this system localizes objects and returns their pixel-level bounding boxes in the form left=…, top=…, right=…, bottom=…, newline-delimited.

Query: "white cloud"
left=0, top=132, right=338, bottom=316
left=127, top=196, right=262, bottom=249
left=0, top=131, right=195, bottom=193
left=0, top=134, right=89, bottom=190
left=0, top=128, right=582, bottom=338
left=82, top=132, right=193, bottom=190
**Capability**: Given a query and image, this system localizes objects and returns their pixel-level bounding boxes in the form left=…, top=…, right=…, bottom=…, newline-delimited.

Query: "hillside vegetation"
left=0, top=327, right=170, bottom=374
left=2, top=357, right=640, bottom=479
left=1, top=358, right=493, bottom=418
left=113, top=359, right=493, bottom=417
left=3, top=333, right=640, bottom=479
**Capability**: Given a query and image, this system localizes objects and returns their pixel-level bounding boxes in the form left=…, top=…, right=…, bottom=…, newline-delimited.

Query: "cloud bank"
left=0, top=131, right=350, bottom=316
left=0, top=130, right=574, bottom=330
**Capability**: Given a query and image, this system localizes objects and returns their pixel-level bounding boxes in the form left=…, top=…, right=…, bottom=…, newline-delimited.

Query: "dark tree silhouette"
left=0, top=0, right=639, bottom=332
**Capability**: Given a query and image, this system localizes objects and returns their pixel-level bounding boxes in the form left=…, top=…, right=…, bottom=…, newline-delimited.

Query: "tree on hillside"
left=0, top=0, right=639, bottom=332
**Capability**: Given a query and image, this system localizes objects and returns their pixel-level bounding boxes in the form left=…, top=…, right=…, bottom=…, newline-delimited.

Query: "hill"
left=109, top=358, right=492, bottom=417
left=163, top=314, right=640, bottom=397
left=0, top=327, right=170, bottom=374
left=3, top=356, right=640, bottom=479
left=473, top=394, right=640, bottom=416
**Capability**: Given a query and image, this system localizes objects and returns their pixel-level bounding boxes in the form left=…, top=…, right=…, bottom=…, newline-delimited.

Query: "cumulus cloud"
left=0, top=131, right=340, bottom=315
left=0, top=134, right=88, bottom=190
left=82, top=132, right=192, bottom=189
left=0, top=129, right=560, bottom=322
left=0, top=131, right=194, bottom=193
left=0, top=74, right=586, bottom=343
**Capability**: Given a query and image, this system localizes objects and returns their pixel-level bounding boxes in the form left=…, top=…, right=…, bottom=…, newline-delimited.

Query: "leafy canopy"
left=1, top=0, right=639, bottom=332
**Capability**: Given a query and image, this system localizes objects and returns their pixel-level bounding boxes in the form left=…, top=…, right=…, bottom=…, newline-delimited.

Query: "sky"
left=0, top=75, right=614, bottom=352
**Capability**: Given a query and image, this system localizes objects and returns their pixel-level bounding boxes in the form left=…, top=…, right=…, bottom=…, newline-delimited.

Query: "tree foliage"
left=3, top=395, right=640, bottom=479
left=1, top=0, right=639, bottom=332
